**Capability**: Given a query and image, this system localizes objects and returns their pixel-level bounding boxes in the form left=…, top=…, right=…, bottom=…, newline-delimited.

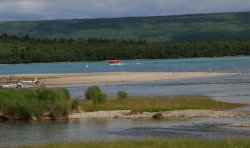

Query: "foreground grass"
left=19, top=139, right=250, bottom=148
left=81, top=96, right=247, bottom=112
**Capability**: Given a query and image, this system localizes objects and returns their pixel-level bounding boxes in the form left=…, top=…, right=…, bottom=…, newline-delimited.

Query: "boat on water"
left=104, top=60, right=124, bottom=65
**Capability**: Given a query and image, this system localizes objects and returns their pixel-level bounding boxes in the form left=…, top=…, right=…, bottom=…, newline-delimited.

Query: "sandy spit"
left=0, top=72, right=236, bottom=85
left=69, top=110, right=250, bottom=120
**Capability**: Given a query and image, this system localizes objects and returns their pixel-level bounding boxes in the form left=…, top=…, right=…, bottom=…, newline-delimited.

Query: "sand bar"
left=0, top=72, right=236, bottom=85
left=69, top=109, right=250, bottom=119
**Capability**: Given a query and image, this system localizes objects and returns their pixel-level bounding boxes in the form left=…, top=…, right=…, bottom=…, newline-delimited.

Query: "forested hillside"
left=1, top=33, right=250, bottom=64
left=0, top=12, right=250, bottom=42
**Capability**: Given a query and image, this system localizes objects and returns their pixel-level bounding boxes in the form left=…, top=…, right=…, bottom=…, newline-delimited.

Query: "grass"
left=0, top=89, right=248, bottom=120
left=0, top=87, right=71, bottom=120
left=80, top=96, right=247, bottom=112
left=19, top=138, right=250, bottom=148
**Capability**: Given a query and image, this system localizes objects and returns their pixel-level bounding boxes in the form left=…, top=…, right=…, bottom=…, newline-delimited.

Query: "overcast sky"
left=0, top=0, right=250, bottom=21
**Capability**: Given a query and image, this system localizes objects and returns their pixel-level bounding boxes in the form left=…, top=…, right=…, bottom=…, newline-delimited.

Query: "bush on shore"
left=84, top=86, right=107, bottom=104
left=0, top=87, right=71, bottom=120
left=71, top=98, right=81, bottom=110
left=117, top=91, right=128, bottom=99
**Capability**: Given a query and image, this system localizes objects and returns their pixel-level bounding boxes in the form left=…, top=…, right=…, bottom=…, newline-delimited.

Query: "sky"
left=0, top=0, right=250, bottom=21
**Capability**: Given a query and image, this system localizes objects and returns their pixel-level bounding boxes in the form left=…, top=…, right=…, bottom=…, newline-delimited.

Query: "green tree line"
left=0, top=33, right=250, bottom=64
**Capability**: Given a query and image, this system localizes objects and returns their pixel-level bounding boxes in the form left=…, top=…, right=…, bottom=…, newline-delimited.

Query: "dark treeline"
left=0, top=33, right=250, bottom=64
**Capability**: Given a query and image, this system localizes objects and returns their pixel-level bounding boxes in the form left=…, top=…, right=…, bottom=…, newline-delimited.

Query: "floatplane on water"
left=104, top=60, right=124, bottom=65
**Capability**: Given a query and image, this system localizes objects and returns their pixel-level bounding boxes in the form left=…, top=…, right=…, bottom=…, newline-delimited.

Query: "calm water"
left=1, top=57, right=250, bottom=146
left=0, top=118, right=250, bottom=147
left=1, top=57, right=250, bottom=74
left=65, top=74, right=250, bottom=104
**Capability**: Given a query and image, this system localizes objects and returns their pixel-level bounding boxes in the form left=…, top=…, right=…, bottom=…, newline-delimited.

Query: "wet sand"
left=0, top=72, right=237, bottom=85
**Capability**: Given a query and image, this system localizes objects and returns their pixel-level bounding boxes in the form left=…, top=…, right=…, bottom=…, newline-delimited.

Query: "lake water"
left=1, top=57, right=250, bottom=74
left=0, top=118, right=250, bottom=147
left=1, top=57, right=250, bottom=103
left=65, top=74, right=250, bottom=104
left=1, top=57, right=250, bottom=146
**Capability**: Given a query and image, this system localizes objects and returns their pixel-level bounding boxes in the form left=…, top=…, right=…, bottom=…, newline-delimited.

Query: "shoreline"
left=0, top=72, right=237, bottom=85
left=1, top=109, right=249, bottom=122
left=0, top=55, right=248, bottom=65
left=69, top=109, right=250, bottom=120
left=2, top=109, right=249, bottom=121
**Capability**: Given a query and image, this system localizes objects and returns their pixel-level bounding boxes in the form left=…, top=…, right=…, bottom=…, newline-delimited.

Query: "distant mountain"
left=1, top=12, right=250, bottom=42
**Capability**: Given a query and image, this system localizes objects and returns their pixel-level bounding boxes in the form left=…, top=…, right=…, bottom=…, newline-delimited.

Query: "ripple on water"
left=0, top=118, right=250, bottom=147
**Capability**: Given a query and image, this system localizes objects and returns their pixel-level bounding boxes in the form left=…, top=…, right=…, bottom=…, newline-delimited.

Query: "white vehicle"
left=21, top=77, right=40, bottom=85
left=0, top=83, right=22, bottom=88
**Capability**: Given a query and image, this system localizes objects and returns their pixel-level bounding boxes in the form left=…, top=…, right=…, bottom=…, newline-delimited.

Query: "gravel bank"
left=228, top=122, right=250, bottom=128
left=69, top=109, right=250, bottom=119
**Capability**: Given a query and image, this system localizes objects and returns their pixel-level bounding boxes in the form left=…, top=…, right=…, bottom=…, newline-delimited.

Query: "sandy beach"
left=0, top=72, right=237, bottom=85
left=69, top=109, right=250, bottom=119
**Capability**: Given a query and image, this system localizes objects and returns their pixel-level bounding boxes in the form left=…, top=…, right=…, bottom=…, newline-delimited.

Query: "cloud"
left=0, top=0, right=42, bottom=12
left=0, top=0, right=250, bottom=21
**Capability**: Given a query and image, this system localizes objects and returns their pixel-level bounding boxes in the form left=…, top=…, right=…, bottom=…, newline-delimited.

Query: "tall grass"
left=0, top=87, right=71, bottom=120
left=19, top=138, right=250, bottom=148
left=80, top=96, right=247, bottom=112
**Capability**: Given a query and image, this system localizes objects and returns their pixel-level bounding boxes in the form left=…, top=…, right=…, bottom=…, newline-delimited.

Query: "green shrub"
left=71, top=98, right=81, bottom=110
left=93, top=92, right=107, bottom=104
left=43, top=88, right=71, bottom=119
left=117, top=91, right=128, bottom=99
left=85, top=86, right=101, bottom=100
left=85, top=86, right=107, bottom=104
left=17, top=89, right=43, bottom=119
left=0, top=87, right=71, bottom=120
left=51, top=99, right=71, bottom=119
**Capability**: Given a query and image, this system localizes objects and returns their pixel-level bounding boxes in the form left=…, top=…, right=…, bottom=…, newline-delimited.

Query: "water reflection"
left=0, top=118, right=250, bottom=147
